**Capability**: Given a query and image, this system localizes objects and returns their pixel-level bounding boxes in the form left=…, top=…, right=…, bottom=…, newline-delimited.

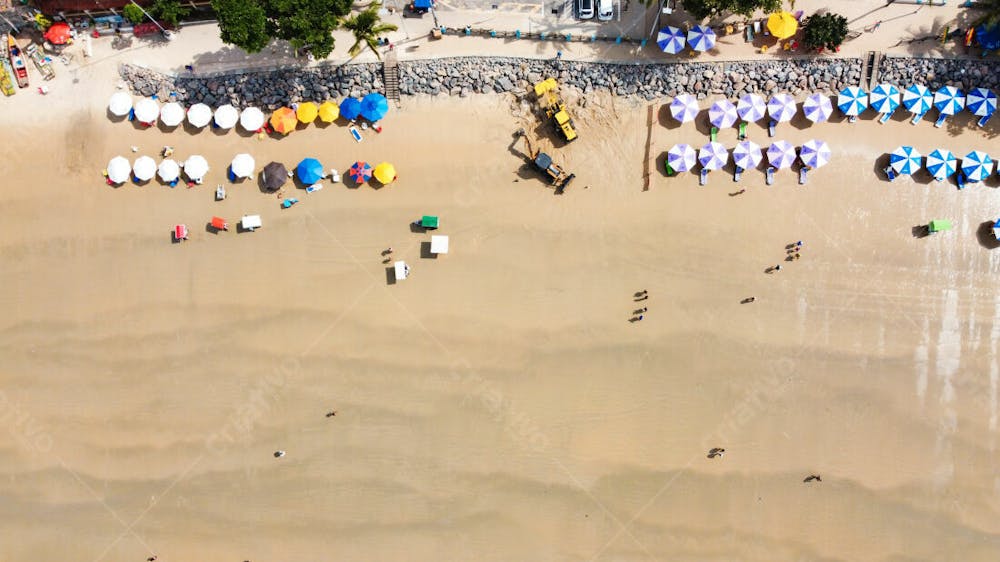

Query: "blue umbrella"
left=933, top=86, right=965, bottom=116
left=962, top=150, right=994, bottom=182
left=837, top=86, right=868, bottom=116
left=977, top=24, right=1000, bottom=51
left=925, top=149, right=957, bottom=180
left=656, top=26, right=686, bottom=54
left=360, top=93, right=389, bottom=121
left=340, top=97, right=362, bottom=120
left=687, top=25, right=716, bottom=52
left=902, top=84, right=933, bottom=115
left=296, top=157, right=324, bottom=184
left=967, top=88, right=997, bottom=117
left=890, top=146, right=922, bottom=175
left=870, top=83, right=900, bottom=115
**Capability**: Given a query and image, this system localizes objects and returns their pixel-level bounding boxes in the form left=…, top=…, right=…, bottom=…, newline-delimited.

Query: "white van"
left=597, top=0, right=613, bottom=20
left=577, top=0, right=594, bottom=19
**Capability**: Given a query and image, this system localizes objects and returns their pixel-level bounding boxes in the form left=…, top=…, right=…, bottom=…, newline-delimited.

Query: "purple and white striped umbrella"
left=737, top=94, right=766, bottom=122
left=767, top=93, right=797, bottom=123
left=767, top=141, right=796, bottom=169
left=687, top=25, right=716, bottom=52
left=733, top=140, right=762, bottom=171
left=799, top=139, right=831, bottom=169
left=699, top=142, right=729, bottom=170
left=709, top=99, right=738, bottom=128
left=802, top=93, right=832, bottom=123
left=670, top=94, right=700, bottom=123
left=667, top=143, right=697, bottom=172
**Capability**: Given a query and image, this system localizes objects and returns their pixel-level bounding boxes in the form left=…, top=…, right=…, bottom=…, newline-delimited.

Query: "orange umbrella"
left=270, top=107, right=297, bottom=134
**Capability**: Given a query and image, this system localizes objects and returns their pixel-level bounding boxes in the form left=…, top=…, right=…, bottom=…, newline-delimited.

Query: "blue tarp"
left=414, top=0, right=432, bottom=8
left=977, top=25, right=1000, bottom=51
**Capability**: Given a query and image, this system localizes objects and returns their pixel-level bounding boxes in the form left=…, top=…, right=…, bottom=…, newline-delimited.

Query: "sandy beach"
left=3, top=10, right=1000, bottom=561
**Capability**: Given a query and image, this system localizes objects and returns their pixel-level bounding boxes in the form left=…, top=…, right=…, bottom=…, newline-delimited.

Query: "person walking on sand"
left=804, top=474, right=821, bottom=482
left=326, top=410, right=337, bottom=418
left=741, top=297, right=756, bottom=303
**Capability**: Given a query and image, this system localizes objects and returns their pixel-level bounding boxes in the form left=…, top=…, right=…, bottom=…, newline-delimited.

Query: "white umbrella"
left=240, top=107, right=266, bottom=131
left=106, top=156, right=131, bottom=184
left=132, top=156, right=157, bottom=181
left=187, top=103, right=212, bottom=128
left=737, top=94, right=766, bottom=122
left=230, top=153, right=256, bottom=178
left=698, top=142, right=728, bottom=170
left=799, top=140, right=831, bottom=169
left=802, top=93, right=832, bottom=123
left=890, top=146, right=922, bottom=175
left=767, top=141, right=796, bottom=169
left=108, top=92, right=133, bottom=117
left=133, top=98, right=160, bottom=123
left=159, top=102, right=185, bottom=127
left=767, top=93, right=796, bottom=123
left=157, top=159, right=180, bottom=182
left=732, top=140, right=762, bottom=171
left=670, top=94, right=699, bottom=123
left=214, top=104, right=239, bottom=129
left=709, top=99, right=738, bottom=128
left=666, top=144, right=697, bottom=172
left=183, top=155, right=209, bottom=181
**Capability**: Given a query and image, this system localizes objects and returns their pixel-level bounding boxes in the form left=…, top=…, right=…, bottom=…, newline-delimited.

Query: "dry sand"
left=2, top=43, right=1000, bottom=562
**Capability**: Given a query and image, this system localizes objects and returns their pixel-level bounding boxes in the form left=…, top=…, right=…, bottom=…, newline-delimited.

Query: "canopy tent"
left=767, top=140, right=796, bottom=169
left=270, top=107, right=298, bottom=134
left=870, top=83, right=901, bottom=115
left=837, top=86, right=868, bottom=116
left=709, top=99, right=737, bottom=128
left=297, top=102, right=319, bottom=123
left=976, top=25, right=1000, bottom=51
left=656, top=26, right=686, bottom=54
left=348, top=161, right=373, bottom=183
left=767, top=93, right=796, bottom=123
left=318, top=101, right=340, bottom=123
left=159, top=102, right=185, bottom=127
left=421, top=215, right=439, bottom=229
left=340, top=98, right=362, bottom=121
left=373, top=162, right=397, bottom=184
left=44, top=22, right=73, bottom=45
left=133, top=98, right=159, bottom=123
left=766, top=12, right=798, bottom=39
left=732, top=140, right=763, bottom=171
left=132, top=156, right=157, bottom=181
left=737, top=94, right=766, bottom=122
left=261, top=162, right=289, bottom=191
left=106, top=156, right=131, bottom=184
left=183, top=155, right=209, bottom=181
left=962, top=150, right=994, bottom=182
left=687, top=25, right=716, bottom=52
left=187, top=103, right=212, bottom=128
left=430, top=235, right=449, bottom=255
left=360, top=93, right=389, bottom=121
left=799, top=139, right=831, bottom=169
left=669, top=94, right=699, bottom=123
left=925, top=148, right=957, bottom=180
left=230, top=153, right=256, bottom=178
left=929, top=220, right=953, bottom=232
left=802, top=93, right=832, bottom=123
left=157, top=159, right=180, bottom=182
left=902, top=84, right=933, bottom=115
left=214, top=104, right=239, bottom=129
left=666, top=144, right=697, bottom=173
left=933, top=86, right=965, bottom=116
left=240, top=107, right=265, bottom=131
left=296, top=158, right=325, bottom=184
left=889, top=146, right=922, bottom=175
left=698, top=142, right=728, bottom=171
left=967, top=88, right=997, bottom=117
left=108, top=92, right=133, bottom=117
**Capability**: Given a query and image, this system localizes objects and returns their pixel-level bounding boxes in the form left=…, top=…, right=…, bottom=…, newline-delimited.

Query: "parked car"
left=597, top=0, right=613, bottom=20
left=577, top=0, right=594, bottom=19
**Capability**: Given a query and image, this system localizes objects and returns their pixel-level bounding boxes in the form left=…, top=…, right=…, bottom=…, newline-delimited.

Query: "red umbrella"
left=44, top=23, right=73, bottom=45
left=348, top=161, right=372, bottom=184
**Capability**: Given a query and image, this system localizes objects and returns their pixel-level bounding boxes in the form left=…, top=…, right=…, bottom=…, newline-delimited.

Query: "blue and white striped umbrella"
left=669, top=94, right=699, bottom=123
left=925, top=148, right=957, bottom=180
left=687, top=25, right=716, bottom=52
left=656, top=26, right=686, bottom=54
left=803, top=93, right=832, bottom=123
left=890, top=146, right=922, bottom=175
left=767, top=93, right=797, bottom=123
left=799, top=139, right=831, bottom=169
left=667, top=143, right=697, bottom=172
left=767, top=141, right=796, bottom=169
left=870, top=83, right=900, bottom=114
left=733, top=140, right=762, bottom=170
left=837, top=86, right=868, bottom=116
left=902, top=84, right=933, bottom=115
left=933, top=86, right=965, bottom=116
left=962, top=150, right=994, bottom=182
left=699, top=142, right=728, bottom=170
left=737, top=93, right=766, bottom=122
left=709, top=99, right=738, bottom=128
left=967, top=87, right=997, bottom=117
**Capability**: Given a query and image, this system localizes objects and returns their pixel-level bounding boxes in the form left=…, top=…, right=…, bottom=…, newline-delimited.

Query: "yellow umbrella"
left=297, top=101, right=319, bottom=123
left=373, top=162, right=397, bottom=184
left=766, top=12, right=798, bottom=40
left=270, top=107, right=298, bottom=134
left=318, top=101, right=339, bottom=123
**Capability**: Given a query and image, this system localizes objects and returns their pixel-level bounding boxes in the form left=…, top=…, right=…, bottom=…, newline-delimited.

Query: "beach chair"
left=799, top=167, right=808, bottom=185
left=766, top=167, right=775, bottom=185
left=768, top=119, right=776, bottom=137
left=878, top=112, right=891, bottom=124
left=215, top=185, right=226, bottom=200
left=957, top=172, right=967, bottom=189
left=665, top=163, right=675, bottom=176
left=978, top=114, right=992, bottom=127
left=911, top=112, right=923, bottom=125
left=699, top=168, right=708, bottom=186
left=329, top=169, right=340, bottom=183
left=710, top=126, right=718, bottom=142
left=734, top=167, right=743, bottom=182
left=934, top=114, right=947, bottom=128
left=738, top=122, right=747, bottom=140
left=173, top=224, right=188, bottom=241
left=848, top=115, right=858, bottom=123
left=306, top=184, right=324, bottom=194
left=282, top=198, right=299, bottom=209
left=210, top=216, right=228, bottom=231
left=884, top=166, right=897, bottom=182
left=350, top=126, right=362, bottom=142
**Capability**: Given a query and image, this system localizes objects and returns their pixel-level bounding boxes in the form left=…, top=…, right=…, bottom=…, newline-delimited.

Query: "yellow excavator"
left=515, top=128, right=575, bottom=193
left=532, top=78, right=578, bottom=142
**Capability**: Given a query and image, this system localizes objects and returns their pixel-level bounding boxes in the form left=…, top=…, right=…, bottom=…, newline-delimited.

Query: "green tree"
left=123, top=4, right=146, bottom=24
left=802, top=12, right=848, bottom=51
left=342, top=2, right=398, bottom=60
left=212, top=0, right=270, bottom=53
left=682, top=0, right=781, bottom=19
left=971, top=0, right=1000, bottom=27
left=149, top=0, right=191, bottom=27
left=212, top=0, right=351, bottom=58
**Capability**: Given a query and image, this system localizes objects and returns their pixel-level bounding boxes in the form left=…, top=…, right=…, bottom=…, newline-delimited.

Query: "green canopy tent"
left=929, top=220, right=952, bottom=233
left=421, top=215, right=439, bottom=229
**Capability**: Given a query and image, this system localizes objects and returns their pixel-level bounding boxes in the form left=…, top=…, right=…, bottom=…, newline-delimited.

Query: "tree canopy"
left=149, top=0, right=191, bottom=28
left=342, top=2, right=398, bottom=60
left=213, top=0, right=269, bottom=53
left=682, top=0, right=782, bottom=20
left=802, top=12, right=848, bottom=51
left=212, top=0, right=353, bottom=58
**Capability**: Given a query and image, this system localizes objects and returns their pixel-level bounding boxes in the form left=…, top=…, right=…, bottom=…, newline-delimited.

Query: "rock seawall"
left=119, top=56, right=998, bottom=109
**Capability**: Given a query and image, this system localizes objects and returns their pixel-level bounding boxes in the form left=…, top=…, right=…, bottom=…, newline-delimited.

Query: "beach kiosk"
left=430, top=235, right=450, bottom=255
left=241, top=214, right=262, bottom=231
left=394, top=260, right=410, bottom=281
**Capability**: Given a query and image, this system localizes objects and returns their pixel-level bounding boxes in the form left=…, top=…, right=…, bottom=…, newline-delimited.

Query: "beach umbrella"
left=933, top=86, right=965, bottom=116
left=132, top=156, right=157, bottom=181
left=656, top=26, right=686, bottom=54
left=977, top=25, right=1000, bottom=51
left=709, top=99, right=737, bottom=128
left=183, top=155, right=209, bottom=181
left=698, top=142, right=728, bottom=171
left=187, top=103, right=212, bottom=128
left=360, top=93, right=389, bottom=121
left=43, top=22, right=73, bottom=45
left=373, top=162, right=397, bottom=184
left=767, top=141, right=796, bottom=169
left=318, top=101, right=339, bottom=123
left=669, top=94, right=699, bottom=123
left=890, top=146, right=922, bottom=175
left=133, top=98, right=159, bottom=123
left=296, top=158, right=324, bottom=184
left=157, top=159, right=180, bottom=182
left=348, top=161, right=373, bottom=183
left=869, top=83, right=900, bottom=115
left=296, top=102, right=319, bottom=123
left=230, top=153, right=255, bottom=179
left=159, top=102, right=185, bottom=127
left=106, top=156, right=131, bottom=184
left=767, top=93, right=796, bottom=123
left=270, top=107, right=297, bottom=134
left=240, top=106, right=265, bottom=131
left=108, top=92, right=133, bottom=117
left=340, top=97, right=362, bottom=121
left=261, top=162, right=288, bottom=191
left=666, top=144, right=697, bottom=172
left=799, top=139, right=831, bottom=169
left=737, top=93, right=766, bottom=122
left=967, top=87, right=997, bottom=117
left=214, top=104, right=239, bottom=129
left=962, top=150, right=994, bottom=182
left=902, top=84, right=933, bottom=115
left=766, top=12, right=798, bottom=39
left=802, top=93, right=832, bottom=123
left=687, top=25, right=716, bottom=52
left=732, top=140, right=762, bottom=171
left=925, top=148, right=957, bottom=180
left=837, top=86, right=868, bottom=116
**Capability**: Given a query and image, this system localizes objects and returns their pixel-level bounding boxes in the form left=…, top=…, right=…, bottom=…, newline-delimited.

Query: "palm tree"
left=342, top=3, right=399, bottom=60
left=972, top=0, right=1000, bottom=27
